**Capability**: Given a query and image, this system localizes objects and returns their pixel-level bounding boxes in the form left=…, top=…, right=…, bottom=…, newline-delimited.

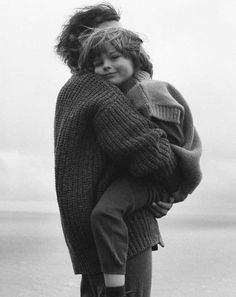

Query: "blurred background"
left=1, top=0, right=236, bottom=296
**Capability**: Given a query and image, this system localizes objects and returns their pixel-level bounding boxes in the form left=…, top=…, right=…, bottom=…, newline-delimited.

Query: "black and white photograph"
left=1, top=0, right=236, bottom=296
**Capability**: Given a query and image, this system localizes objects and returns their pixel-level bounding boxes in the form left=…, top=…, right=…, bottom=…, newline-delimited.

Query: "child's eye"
left=110, top=53, right=121, bottom=60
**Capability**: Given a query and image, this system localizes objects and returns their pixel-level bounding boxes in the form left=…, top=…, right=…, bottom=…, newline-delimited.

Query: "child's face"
left=93, top=44, right=134, bottom=87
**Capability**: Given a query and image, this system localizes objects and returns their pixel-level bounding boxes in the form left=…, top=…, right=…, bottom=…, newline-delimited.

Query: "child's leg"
left=90, top=175, right=153, bottom=294
left=80, top=247, right=152, bottom=297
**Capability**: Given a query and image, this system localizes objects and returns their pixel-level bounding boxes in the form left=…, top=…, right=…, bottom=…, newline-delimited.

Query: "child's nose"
left=103, top=59, right=112, bottom=70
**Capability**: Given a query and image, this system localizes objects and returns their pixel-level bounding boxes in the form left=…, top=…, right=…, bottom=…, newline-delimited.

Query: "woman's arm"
left=91, top=74, right=178, bottom=181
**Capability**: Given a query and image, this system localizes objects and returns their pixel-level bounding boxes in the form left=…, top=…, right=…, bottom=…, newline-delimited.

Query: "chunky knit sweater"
left=54, top=73, right=178, bottom=274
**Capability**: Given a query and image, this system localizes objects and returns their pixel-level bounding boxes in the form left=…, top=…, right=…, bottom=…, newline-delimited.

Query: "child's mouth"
left=103, top=72, right=117, bottom=78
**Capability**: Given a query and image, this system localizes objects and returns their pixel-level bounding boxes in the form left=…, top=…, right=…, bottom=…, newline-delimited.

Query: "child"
left=78, top=27, right=202, bottom=297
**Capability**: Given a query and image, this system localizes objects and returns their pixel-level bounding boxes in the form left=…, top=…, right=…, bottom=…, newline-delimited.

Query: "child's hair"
left=55, top=3, right=120, bottom=72
left=78, top=27, right=153, bottom=76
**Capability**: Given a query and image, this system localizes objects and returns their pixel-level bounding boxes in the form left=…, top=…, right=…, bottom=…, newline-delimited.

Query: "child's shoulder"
left=138, top=78, right=175, bottom=95
left=136, top=79, right=180, bottom=105
left=138, top=79, right=189, bottom=111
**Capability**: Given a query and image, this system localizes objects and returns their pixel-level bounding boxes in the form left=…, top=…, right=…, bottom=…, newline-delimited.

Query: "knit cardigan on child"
left=54, top=73, right=179, bottom=274
left=124, top=71, right=202, bottom=200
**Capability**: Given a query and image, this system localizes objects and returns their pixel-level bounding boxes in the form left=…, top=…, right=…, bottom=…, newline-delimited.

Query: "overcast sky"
left=1, top=0, right=236, bottom=214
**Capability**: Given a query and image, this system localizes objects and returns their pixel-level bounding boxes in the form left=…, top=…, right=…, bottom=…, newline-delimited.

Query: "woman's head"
left=78, top=27, right=153, bottom=84
left=55, top=3, right=120, bottom=72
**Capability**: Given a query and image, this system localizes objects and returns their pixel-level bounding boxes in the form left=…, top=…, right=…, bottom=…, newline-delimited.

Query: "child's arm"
left=125, top=79, right=185, bottom=194
left=126, top=78, right=202, bottom=200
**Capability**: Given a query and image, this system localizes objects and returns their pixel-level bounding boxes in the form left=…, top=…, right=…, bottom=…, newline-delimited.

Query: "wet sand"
left=1, top=211, right=235, bottom=297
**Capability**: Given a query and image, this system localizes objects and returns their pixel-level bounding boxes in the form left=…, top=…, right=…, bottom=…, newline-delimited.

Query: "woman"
left=54, top=4, right=176, bottom=297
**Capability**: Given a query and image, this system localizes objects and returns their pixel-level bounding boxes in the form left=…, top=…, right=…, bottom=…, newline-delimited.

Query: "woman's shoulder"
left=57, top=73, right=127, bottom=112
left=60, top=73, right=122, bottom=94
left=60, top=73, right=101, bottom=92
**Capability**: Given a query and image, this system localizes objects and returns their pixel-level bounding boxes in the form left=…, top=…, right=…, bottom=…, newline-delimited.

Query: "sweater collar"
left=119, top=70, right=151, bottom=94
left=134, top=70, right=151, bottom=82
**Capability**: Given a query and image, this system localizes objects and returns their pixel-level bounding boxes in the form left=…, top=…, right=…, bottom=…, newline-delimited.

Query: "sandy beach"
left=1, top=211, right=235, bottom=297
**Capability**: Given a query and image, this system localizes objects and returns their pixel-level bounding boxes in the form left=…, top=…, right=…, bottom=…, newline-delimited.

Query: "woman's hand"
left=149, top=198, right=174, bottom=218
left=149, top=197, right=174, bottom=248
left=148, top=192, right=174, bottom=247
left=172, top=188, right=188, bottom=203
left=148, top=189, right=174, bottom=218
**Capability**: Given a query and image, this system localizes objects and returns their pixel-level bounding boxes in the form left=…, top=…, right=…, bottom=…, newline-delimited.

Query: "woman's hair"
left=55, top=3, right=120, bottom=72
left=78, top=27, right=153, bottom=76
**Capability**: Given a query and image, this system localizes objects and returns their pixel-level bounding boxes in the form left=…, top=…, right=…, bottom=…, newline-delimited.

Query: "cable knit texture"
left=54, top=73, right=178, bottom=274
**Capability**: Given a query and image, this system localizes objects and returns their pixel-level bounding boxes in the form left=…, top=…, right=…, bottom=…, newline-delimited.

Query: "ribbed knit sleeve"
left=92, top=75, right=177, bottom=179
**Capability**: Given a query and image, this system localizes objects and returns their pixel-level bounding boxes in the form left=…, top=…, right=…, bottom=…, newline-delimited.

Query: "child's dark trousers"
left=91, top=175, right=161, bottom=274
left=81, top=247, right=152, bottom=297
